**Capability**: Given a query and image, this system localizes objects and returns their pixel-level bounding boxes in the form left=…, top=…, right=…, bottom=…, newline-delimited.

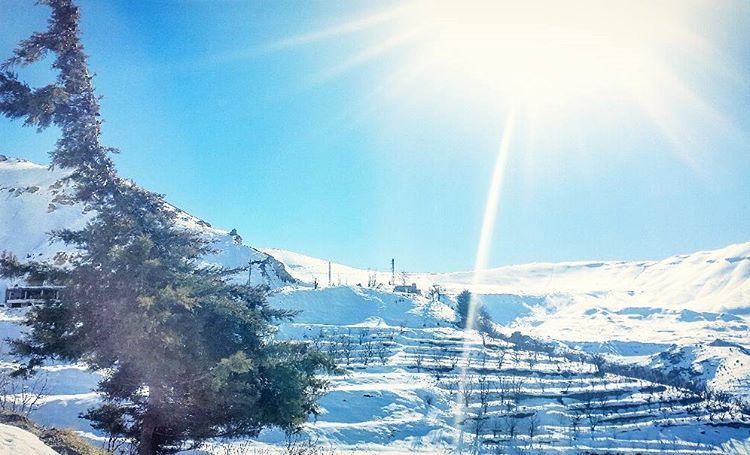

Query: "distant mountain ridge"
left=265, top=239, right=750, bottom=312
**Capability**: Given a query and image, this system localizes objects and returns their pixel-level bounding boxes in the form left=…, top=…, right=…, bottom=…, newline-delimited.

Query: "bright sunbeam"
left=453, top=107, right=516, bottom=447
left=467, top=107, right=517, bottom=329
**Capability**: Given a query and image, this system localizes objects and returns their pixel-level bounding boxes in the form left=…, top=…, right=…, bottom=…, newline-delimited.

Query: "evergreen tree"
left=456, top=289, right=471, bottom=328
left=0, top=1, right=333, bottom=453
left=455, top=290, right=492, bottom=332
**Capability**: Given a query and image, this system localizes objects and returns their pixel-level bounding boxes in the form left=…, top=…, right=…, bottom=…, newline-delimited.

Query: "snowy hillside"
left=264, top=242, right=750, bottom=315
left=4, top=293, right=749, bottom=454
left=0, top=156, right=295, bottom=294
left=0, top=156, right=749, bottom=453
left=263, top=243, right=750, bottom=401
left=0, top=424, right=56, bottom=455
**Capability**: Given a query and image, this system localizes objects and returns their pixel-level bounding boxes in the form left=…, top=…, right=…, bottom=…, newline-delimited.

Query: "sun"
left=395, top=0, right=723, bottom=115
left=251, top=0, right=732, bottom=152
left=257, top=1, right=724, bottom=110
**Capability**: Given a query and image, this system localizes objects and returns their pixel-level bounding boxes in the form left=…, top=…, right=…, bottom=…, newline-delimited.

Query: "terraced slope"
left=263, top=320, right=750, bottom=453
left=168, top=286, right=750, bottom=454
left=265, top=245, right=750, bottom=402
left=0, top=288, right=748, bottom=453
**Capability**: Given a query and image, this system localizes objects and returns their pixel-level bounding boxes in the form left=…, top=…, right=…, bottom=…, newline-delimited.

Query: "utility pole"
left=247, top=259, right=264, bottom=285
left=328, top=261, right=332, bottom=287
left=391, top=258, right=395, bottom=286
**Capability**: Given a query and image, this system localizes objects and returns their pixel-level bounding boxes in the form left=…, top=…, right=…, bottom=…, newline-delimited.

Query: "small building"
left=4, top=285, right=63, bottom=308
left=394, top=283, right=420, bottom=295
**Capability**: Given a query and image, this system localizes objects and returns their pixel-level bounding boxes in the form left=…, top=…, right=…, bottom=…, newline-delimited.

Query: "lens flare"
left=453, top=107, right=516, bottom=446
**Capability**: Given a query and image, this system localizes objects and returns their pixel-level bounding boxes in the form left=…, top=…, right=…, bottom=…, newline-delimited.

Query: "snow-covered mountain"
left=266, top=243, right=750, bottom=344
left=1, top=156, right=749, bottom=453
left=265, top=243, right=750, bottom=401
left=266, top=241, right=750, bottom=320
left=0, top=155, right=295, bottom=295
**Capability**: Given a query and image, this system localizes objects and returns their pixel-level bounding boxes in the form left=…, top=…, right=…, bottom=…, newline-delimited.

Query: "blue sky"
left=1, top=0, right=749, bottom=272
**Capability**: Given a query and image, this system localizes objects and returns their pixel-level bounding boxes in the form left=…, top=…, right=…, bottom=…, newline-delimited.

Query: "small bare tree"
left=496, top=378, right=508, bottom=406
left=444, top=378, right=459, bottom=397
left=325, top=331, right=340, bottom=360
left=367, top=270, right=378, bottom=288
left=527, top=413, right=540, bottom=447
left=448, top=351, right=460, bottom=371
left=583, top=397, right=602, bottom=435
left=470, top=410, right=487, bottom=452
left=414, top=351, right=425, bottom=372
left=507, top=379, right=522, bottom=411
left=511, top=349, right=522, bottom=367
left=478, top=377, right=492, bottom=414
left=215, top=439, right=256, bottom=455
left=480, top=351, right=489, bottom=370
left=462, top=375, right=476, bottom=407
left=430, top=357, right=444, bottom=382
left=426, top=284, right=442, bottom=303
left=587, top=412, right=601, bottom=435
left=283, top=434, right=335, bottom=455
left=528, top=351, right=539, bottom=370
left=338, top=331, right=353, bottom=366
left=570, top=408, right=583, bottom=437
left=0, top=371, right=48, bottom=417
left=504, top=416, right=518, bottom=441
left=358, top=328, right=369, bottom=346
left=375, top=338, right=390, bottom=365
left=361, top=340, right=376, bottom=366
left=308, top=329, right=325, bottom=351
left=496, top=347, right=507, bottom=370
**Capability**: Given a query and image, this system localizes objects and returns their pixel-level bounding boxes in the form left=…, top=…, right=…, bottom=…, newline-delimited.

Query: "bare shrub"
left=375, top=338, right=390, bottom=366
left=527, top=413, right=540, bottom=447
left=414, top=352, right=425, bottom=372
left=462, top=375, right=476, bottom=407
left=0, top=370, right=47, bottom=417
left=478, top=377, right=492, bottom=414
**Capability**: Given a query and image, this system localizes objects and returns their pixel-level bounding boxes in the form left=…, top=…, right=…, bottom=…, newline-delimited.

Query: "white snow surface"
left=264, top=241, right=750, bottom=314
left=263, top=243, right=750, bottom=399
left=0, top=157, right=749, bottom=453
left=0, top=423, right=56, bottom=455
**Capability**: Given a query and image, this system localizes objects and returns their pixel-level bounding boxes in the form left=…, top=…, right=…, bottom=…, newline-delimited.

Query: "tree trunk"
left=139, top=386, right=162, bottom=455
left=138, top=411, right=157, bottom=455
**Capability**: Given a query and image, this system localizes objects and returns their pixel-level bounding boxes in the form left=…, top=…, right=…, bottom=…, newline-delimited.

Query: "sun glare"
left=256, top=0, right=732, bottom=142
left=402, top=0, right=703, bottom=106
